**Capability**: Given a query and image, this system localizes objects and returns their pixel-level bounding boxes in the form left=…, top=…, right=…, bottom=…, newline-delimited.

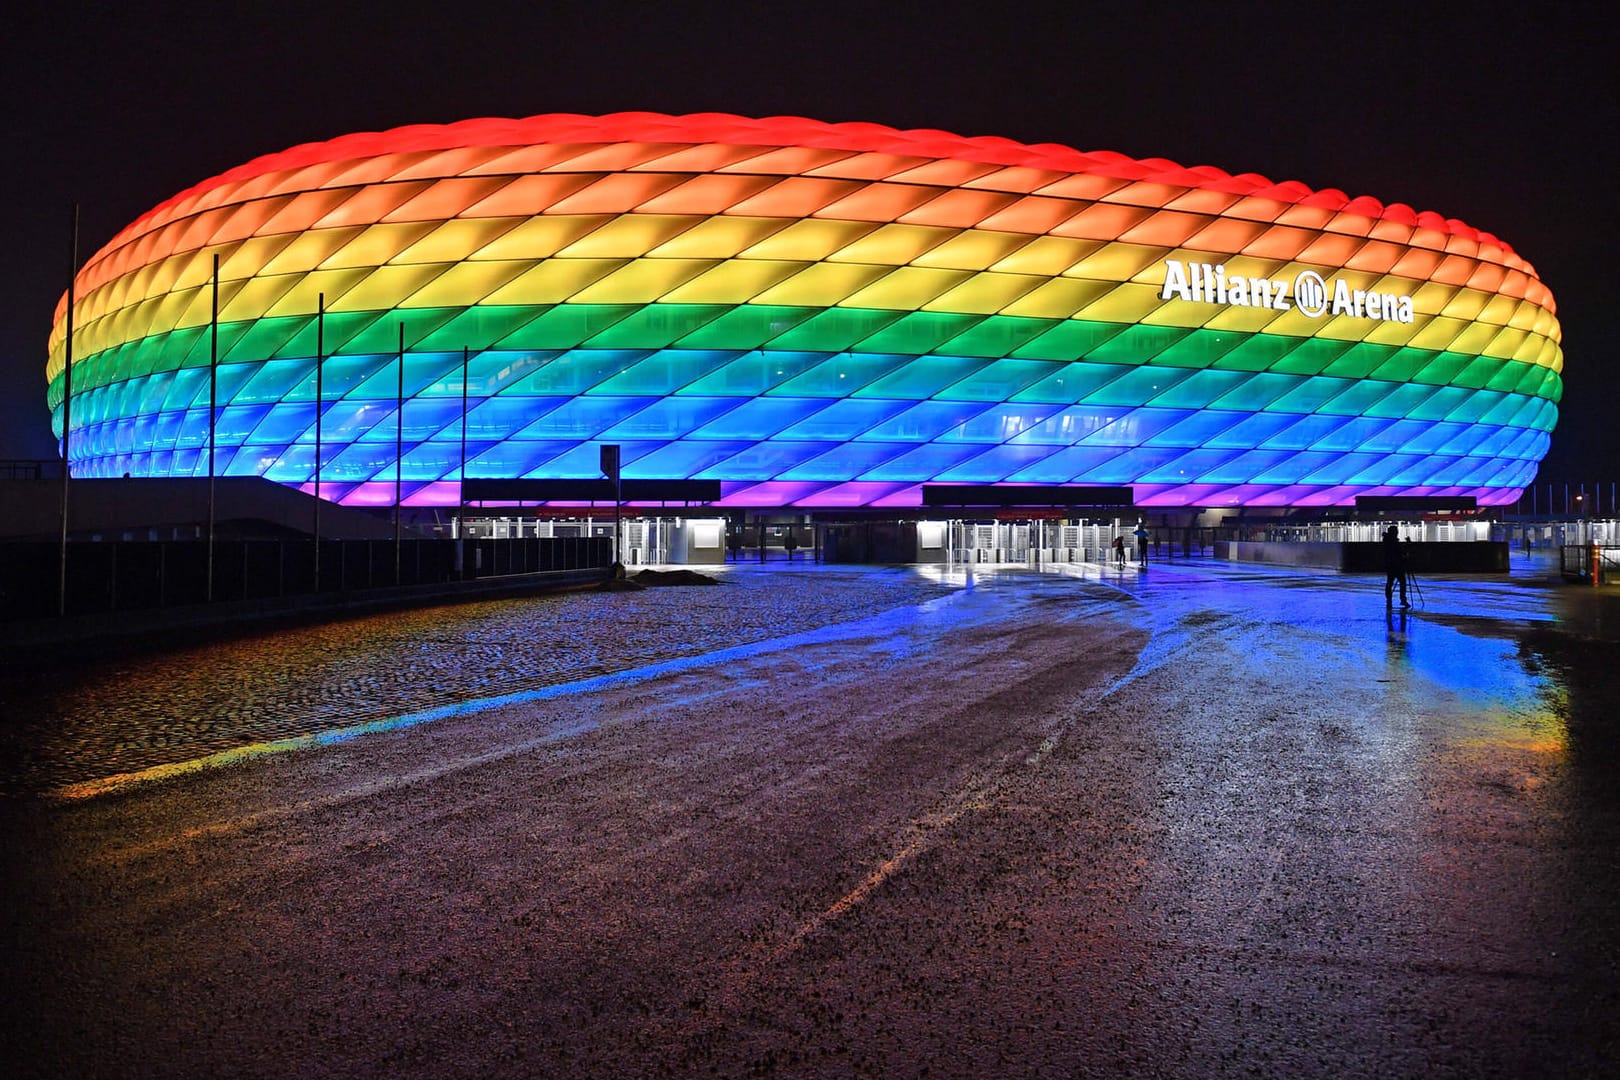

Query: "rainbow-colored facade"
left=46, top=113, right=1562, bottom=508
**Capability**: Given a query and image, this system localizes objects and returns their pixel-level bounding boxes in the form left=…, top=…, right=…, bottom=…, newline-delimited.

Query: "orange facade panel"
left=1240, top=225, right=1316, bottom=260
left=1292, top=231, right=1365, bottom=268
left=1050, top=202, right=1154, bottom=241
left=806, top=152, right=930, bottom=181
left=635, top=173, right=782, bottom=215
left=542, top=172, right=689, bottom=215
left=896, top=188, right=1019, bottom=228
left=723, top=176, right=868, bottom=218
left=979, top=196, right=1084, bottom=235
left=1342, top=240, right=1404, bottom=274
left=311, top=183, right=433, bottom=229
left=815, top=183, right=943, bottom=223
left=254, top=188, right=361, bottom=237
left=459, top=173, right=600, bottom=217
left=381, top=176, right=515, bottom=223
left=1118, top=210, right=1210, bottom=248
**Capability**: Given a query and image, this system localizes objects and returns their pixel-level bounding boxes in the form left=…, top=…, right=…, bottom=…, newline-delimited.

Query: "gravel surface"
left=0, top=564, right=950, bottom=794
left=2, top=560, right=1617, bottom=1077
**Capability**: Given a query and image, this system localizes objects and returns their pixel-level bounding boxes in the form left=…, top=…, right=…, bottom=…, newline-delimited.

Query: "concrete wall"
left=1218, top=540, right=1509, bottom=573
left=1221, top=541, right=1346, bottom=568
left=1, top=477, right=405, bottom=540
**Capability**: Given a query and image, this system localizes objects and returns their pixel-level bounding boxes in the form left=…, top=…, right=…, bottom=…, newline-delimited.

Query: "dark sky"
left=3, top=1, right=1613, bottom=480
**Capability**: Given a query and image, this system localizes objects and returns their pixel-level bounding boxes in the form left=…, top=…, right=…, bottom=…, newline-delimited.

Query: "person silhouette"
left=1383, top=524, right=1409, bottom=609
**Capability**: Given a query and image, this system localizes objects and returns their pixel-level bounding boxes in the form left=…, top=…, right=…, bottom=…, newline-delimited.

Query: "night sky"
left=3, top=1, right=1613, bottom=481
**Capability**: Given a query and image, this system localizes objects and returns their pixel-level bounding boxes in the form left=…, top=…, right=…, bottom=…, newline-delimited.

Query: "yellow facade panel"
left=1510, top=333, right=1549, bottom=365
left=1407, top=315, right=1469, bottom=352
left=1074, top=283, right=1166, bottom=324
left=320, top=222, right=442, bottom=270
left=911, top=230, right=1031, bottom=271
left=1437, top=288, right=1488, bottom=322
left=217, top=273, right=304, bottom=323
left=467, top=216, right=616, bottom=261
left=390, top=217, right=524, bottom=265
left=843, top=266, right=972, bottom=311
left=1409, top=281, right=1461, bottom=318
left=258, top=228, right=365, bottom=277
left=924, top=272, right=1044, bottom=315
left=1070, top=242, right=1168, bottom=284
left=325, top=265, right=451, bottom=313
left=260, top=267, right=377, bottom=319
left=1199, top=304, right=1290, bottom=335
left=1532, top=339, right=1563, bottom=370
left=1508, top=301, right=1545, bottom=332
left=1259, top=307, right=1332, bottom=339
left=401, top=261, right=532, bottom=308
left=750, top=262, right=892, bottom=307
left=988, top=236, right=1097, bottom=276
left=167, top=247, right=222, bottom=295
left=174, top=282, right=223, bottom=333
left=1445, top=319, right=1502, bottom=357
left=659, top=260, right=809, bottom=304
left=568, top=258, right=719, bottom=304
left=219, top=234, right=299, bottom=285
left=739, top=218, right=878, bottom=261
left=1360, top=318, right=1420, bottom=348
left=998, top=278, right=1115, bottom=320
left=828, top=224, right=957, bottom=267
left=1308, top=315, right=1375, bottom=344
left=1530, top=307, right=1560, bottom=341
left=481, top=259, right=626, bottom=306
left=1484, top=327, right=1529, bottom=361
left=554, top=214, right=701, bottom=258
left=646, top=217, right=791, bottom=259
left=143, top=287, right=204, bottom=337
left=1474, top=293, right=1519, bottom=327
left=1139, top=299, right=1218, bottom=330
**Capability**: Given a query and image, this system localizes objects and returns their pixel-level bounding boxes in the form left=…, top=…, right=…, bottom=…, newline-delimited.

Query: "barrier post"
left=1591, top=543, right=1602, bottom=587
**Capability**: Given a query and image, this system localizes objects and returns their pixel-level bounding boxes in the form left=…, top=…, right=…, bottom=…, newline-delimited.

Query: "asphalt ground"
left=2, top=557, right=1616, bottom=1077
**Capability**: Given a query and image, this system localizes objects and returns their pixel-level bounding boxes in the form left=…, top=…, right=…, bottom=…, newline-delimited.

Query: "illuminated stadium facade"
left=47, top=113, right=1562, bottom=513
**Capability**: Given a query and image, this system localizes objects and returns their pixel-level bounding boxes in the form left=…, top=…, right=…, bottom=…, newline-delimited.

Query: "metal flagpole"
left=394, top=321, right=404, bottom=584
left=207, top=253, right=219, bottom=602
left=58, top=205, right=79, bottom=617
left=459, top=345, right=469, bottom=564
left=313, top=293, right=324, bottom=589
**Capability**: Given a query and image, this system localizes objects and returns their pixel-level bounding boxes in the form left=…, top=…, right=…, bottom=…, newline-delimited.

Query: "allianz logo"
left=1160, top=259, right=1415, bottom=323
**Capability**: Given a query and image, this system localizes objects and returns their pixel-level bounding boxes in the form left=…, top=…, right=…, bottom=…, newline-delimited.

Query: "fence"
left=0, top=536, right=612, bottom=622
left=1560, top=544, right=1620, bottom=586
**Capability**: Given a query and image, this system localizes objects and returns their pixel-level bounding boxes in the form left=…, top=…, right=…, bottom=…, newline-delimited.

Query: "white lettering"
left=1161, top=259, right=1191, bottom=302
left=1162, top=259, right=1411, bottom=322
left=1332, top=278, right=1355, bottom=316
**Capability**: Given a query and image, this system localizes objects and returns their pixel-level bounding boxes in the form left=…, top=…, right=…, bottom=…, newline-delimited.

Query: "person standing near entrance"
left=1383, top=524, right=1409, bottom=609
left=1112, top=533, right=1125, bottom=567
left=1134, top=520, right=1149, bottom=564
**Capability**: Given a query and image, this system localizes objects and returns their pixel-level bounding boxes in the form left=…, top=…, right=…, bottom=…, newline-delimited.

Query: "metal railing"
left=1559, top=544, right=1620, bottom=585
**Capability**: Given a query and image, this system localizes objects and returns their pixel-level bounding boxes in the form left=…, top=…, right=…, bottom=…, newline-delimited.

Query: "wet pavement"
left=0, top=564, right=952, bottom=796
left=2, top=556, right=1617, bottom=1077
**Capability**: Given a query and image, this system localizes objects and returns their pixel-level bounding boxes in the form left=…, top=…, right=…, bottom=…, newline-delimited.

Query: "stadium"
left=45, top=112, right=1561, bottom=551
